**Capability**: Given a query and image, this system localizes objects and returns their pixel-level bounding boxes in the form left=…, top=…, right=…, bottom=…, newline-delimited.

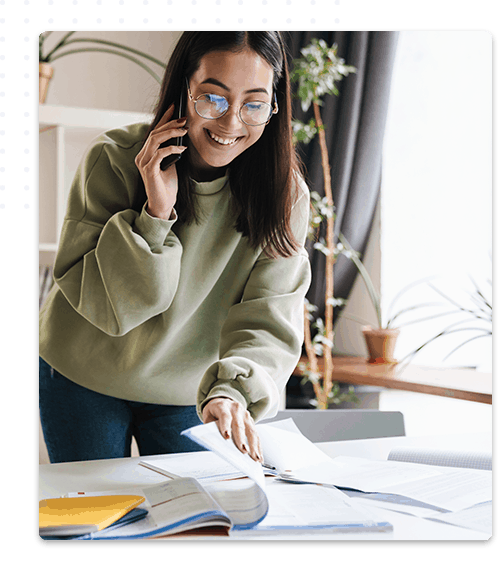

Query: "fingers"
left=202, top=398, right=263, bottom=463
left=135, top=126, right=188, bottom=171
left=157, top=103, right=176, bottom=127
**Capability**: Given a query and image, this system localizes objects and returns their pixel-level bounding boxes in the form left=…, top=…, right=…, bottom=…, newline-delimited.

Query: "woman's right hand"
left=135, top=104, right=188, bottom=220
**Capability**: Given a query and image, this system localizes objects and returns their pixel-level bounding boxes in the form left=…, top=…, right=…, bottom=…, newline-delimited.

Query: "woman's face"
left=185, top=48, right=275, bottom=181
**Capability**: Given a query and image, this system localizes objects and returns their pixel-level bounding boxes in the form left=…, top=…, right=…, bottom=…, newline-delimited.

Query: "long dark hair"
left=144, top=32, right=304, bottom=258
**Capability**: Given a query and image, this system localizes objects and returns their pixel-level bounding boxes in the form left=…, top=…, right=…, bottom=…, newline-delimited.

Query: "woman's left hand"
left=202, top=398, right=264, bottom=463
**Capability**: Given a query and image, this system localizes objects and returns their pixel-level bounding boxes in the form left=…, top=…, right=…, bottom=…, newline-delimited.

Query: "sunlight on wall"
left=381, top=31, right=492, bottom=372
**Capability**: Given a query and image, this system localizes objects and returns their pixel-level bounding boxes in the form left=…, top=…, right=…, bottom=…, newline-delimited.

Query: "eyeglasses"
left=186, top=79, right=278, bottom=127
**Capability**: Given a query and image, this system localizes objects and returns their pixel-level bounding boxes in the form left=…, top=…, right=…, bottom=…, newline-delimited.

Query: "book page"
left=425, top=501, right=492, bottom=535
left=291, top=456, right=492, bottom=511
left=256, top=420, right=333, bottom=472
left=140, top=450, right=245, bottom=482
left=240, top=480, right=392, bottom=533
left=182, top=422, right=266, bottom=490
left=67, top=479, right=231, bottom=539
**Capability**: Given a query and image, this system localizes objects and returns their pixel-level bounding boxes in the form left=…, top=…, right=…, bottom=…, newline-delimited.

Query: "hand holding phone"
left=134, top=105, right=188, bottom=220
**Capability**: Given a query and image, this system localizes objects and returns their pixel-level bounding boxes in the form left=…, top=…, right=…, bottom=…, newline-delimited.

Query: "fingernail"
left=176, top=117, right=187, bottom=123
left=241, top=443, right=249, bottom=454
left=224, top=430, right=230, bottom=439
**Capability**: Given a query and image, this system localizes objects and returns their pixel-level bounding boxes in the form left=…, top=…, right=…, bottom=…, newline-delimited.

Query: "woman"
left=39, top=32, right=311, bottom=464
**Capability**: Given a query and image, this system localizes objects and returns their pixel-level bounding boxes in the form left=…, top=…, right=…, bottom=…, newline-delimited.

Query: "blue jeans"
left=39, top=357, right=204, bottom=463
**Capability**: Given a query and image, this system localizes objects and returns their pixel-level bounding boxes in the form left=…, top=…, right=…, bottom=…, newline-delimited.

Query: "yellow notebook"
left=39, top=495, right=145, bottom=537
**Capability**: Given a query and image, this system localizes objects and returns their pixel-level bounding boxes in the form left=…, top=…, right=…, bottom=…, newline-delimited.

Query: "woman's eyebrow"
left=200, top=77, right=269, bottom=95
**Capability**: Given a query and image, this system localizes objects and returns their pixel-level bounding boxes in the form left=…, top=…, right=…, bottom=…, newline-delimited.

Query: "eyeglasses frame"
left=185, top=77, right=279, bottom=127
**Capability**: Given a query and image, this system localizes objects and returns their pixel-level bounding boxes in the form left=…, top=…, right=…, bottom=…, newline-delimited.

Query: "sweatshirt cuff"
left=197, top=380, right=250, bottom=421
left=134, top=202, right=177, bottom=251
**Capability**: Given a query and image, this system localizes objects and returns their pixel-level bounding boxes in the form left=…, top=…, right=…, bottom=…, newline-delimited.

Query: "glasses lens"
left=240, top=102, right=272, bottom=126
left=195, top=94, right=228, bottom=119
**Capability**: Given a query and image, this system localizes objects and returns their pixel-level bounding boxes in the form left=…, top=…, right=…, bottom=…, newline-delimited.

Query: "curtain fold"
left=284, top=31, right=399, bottom=324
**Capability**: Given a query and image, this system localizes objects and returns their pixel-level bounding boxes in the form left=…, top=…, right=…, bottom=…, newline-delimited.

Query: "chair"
left=258, top=409, right=405, bottom=442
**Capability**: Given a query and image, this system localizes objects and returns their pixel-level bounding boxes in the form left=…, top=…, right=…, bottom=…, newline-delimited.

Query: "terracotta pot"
left=361, top=326, right=400, bottom=364
left=39, top=62, right=54, bottom=104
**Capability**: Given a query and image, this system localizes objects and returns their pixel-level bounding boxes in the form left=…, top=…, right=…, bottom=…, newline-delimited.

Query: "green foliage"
left=291, top=38, right=357, bottom=112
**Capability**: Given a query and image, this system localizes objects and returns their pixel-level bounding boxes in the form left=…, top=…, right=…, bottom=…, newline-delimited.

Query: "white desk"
left=39, top=432, right=492, bottom=541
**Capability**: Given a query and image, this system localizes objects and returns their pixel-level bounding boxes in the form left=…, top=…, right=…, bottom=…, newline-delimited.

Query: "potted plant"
left=290, top=38, right=357, bottom=409
left=338, top=234, right=492, bottom=369
left=39, top=31, right=166, bottom=103
left=337, top=233, right=399, bottom=364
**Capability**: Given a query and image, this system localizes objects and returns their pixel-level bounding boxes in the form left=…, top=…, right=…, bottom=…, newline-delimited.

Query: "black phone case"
left=160, top=88, right=185, bottom=172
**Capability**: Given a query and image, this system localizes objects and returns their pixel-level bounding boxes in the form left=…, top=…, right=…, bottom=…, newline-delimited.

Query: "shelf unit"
left=39, top=104, right=152, bottom=255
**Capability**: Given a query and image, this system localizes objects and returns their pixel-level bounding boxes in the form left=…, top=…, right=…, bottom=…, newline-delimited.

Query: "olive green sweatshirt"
left=39, top=123, right=311, bottom=421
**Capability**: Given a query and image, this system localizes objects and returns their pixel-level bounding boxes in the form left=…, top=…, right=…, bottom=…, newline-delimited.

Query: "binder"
left=39, top=495, right=145, bottom=537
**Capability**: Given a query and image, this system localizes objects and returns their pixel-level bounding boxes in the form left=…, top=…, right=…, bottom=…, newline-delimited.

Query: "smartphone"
left=159, top=87, right=185, bottom=171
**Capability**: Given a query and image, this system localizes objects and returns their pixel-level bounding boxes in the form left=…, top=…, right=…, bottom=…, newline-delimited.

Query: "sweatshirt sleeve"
left=197, top=177, right=312, bottom=421
left=52, top=133, right=183, bottom=337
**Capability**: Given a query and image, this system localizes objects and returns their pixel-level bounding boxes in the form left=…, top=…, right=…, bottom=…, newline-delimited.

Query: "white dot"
left=48, top=18, right=53, bottom=23
left=24, top=167, right=29, bottom=172
left=238, top=0, right=243, bottom=4
left=192, top=0, right=197, bottom=4
left=286, top=18, right=291, bottom=23
left=24, top=55, right=29, bottom=60
left=72, top=18, right=77, bottom=23
left=24, top=204, right=30, bottom=209
left=73, top=0, right=78, bottom=4
left=0, top=185, right=4, bottom=190
left=216, top=18, right=220, bottom=23
left=262, top=18, right=267, bottom=23
left=24, top=18, right=29, bottom=23
left=262, top=0, right=267, bottom=4
left=311, top=18, right=315, bottom=23
left=238, top=18, right=243, bottom=23
left=144, top=0, right=148, bottom=4
left=335, top=18, right=340, bottom=23
left=168, top=18, right=172, bottom=23
left=24, top=185, right=29, bottom=190
left=192, top=18, right=197, bottom=23
left=24, top=73, right=29, bottom=78
left=0, top=204, right=5, bottom=209
left=0, top=167, right=4, bottom=172
left=24, top=112, right=29, bottom=117
left=119, top=0, right=124, bottom=4
left=24, top=149, right=29, bottom=154
left=143, top=18, right=148, bottom=23
left=119, top=18, right=124, bottom=23
left=97, top=18, right=101, bottom=23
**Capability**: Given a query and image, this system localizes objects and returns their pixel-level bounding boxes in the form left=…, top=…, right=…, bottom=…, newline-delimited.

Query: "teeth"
left=208, top=130, right=238, bottom=145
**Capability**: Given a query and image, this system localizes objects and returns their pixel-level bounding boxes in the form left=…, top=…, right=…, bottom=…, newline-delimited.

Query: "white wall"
left=41, top=31, right=182, bottom=112
left=39, top=31, right=181, bottom=261
left=380, top=30, right=492, bottom=371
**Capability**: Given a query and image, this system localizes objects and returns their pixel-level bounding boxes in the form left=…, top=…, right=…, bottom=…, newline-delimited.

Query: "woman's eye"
left=246, top=103, right=265, bottom=112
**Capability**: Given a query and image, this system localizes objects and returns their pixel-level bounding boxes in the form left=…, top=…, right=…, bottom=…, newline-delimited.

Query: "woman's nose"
left=219, top=104, right=246, bottom=131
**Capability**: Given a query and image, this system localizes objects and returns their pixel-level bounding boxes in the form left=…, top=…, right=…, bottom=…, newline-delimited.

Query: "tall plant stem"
left=313, top=101, right=334, bottom=408
left=303, top=303, right=322, bottom=403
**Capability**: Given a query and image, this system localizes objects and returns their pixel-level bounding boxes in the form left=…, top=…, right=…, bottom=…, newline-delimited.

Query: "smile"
left=206, top=129, right=240, bottom=146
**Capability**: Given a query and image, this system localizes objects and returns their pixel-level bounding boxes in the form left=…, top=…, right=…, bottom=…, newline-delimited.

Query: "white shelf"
left=39, top=104, right=153, bottom=255
left=39, top=104, right=152, bottom=130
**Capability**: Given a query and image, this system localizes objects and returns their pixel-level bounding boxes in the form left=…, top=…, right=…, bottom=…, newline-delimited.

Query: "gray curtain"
left=284, top=31, right=399, bottom=325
